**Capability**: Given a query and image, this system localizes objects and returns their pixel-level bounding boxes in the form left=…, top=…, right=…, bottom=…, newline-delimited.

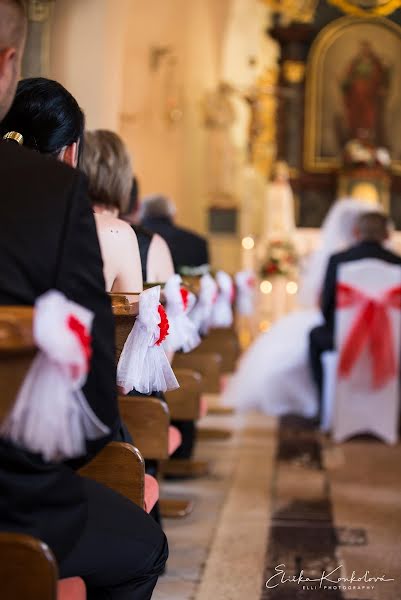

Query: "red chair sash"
left=336, top=283, right=401, bottom=389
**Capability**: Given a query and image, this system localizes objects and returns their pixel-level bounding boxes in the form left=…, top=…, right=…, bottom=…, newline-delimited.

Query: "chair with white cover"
left=332, top=258, right=401, bottom=445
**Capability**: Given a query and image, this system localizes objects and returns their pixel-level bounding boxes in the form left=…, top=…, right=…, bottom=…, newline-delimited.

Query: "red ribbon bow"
left=180, top=287, right=189, bottom=311
left=67, top=314, right=92, bottom=377
left=157, top=304, right=169, bottom=346
left=336, top=282, right=401, bottom=389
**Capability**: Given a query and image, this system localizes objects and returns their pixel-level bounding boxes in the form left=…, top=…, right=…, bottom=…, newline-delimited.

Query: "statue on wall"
left=340, top=41, right=390, bottom=147
left=263, top=161, right=296, bottom=240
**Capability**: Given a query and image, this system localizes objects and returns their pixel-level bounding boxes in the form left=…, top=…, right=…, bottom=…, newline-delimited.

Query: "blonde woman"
left=82, top=130, right=143, bottom=294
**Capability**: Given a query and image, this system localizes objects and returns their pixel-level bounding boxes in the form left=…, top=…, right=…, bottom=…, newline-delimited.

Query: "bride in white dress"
left=223, top=198, right=375, bottom=417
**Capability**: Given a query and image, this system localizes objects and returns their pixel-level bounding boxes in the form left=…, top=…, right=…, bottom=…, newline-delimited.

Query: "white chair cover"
left=235, top=271, right=255, bottom=316
left=333, top=259, right=401, bottom=444
left=188, top=273, right=218, bottom=335
left=163, top=274, right=200, bottom=353
left=1, top=290, right=110, bottom=462
left=117, top=286, right=179, bottom=395
left=210, top=271, right=234, bottom=328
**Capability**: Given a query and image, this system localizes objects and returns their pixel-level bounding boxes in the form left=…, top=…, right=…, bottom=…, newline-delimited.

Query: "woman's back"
left=94, top=213, right=143, bottom=293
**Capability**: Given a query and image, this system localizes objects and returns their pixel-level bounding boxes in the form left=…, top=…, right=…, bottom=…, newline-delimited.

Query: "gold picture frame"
left=304, top=16, right=401, bottom=174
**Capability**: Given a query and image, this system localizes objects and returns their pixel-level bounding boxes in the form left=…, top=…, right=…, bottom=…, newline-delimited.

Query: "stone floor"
left=153, top=411, right=277, bottom=600
left=154, top=412, right=401, bottom=600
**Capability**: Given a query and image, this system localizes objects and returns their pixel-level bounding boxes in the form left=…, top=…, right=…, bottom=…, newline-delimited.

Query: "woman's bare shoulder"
left=94, top=213, right=137, bottom=239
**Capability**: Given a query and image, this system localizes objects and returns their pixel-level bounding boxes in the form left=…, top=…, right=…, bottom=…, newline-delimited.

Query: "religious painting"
left=304, top=17, right=401, bottom=174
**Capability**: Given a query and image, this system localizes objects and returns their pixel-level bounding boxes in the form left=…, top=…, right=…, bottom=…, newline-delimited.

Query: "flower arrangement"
left=260, top=239, right=298, bottom=277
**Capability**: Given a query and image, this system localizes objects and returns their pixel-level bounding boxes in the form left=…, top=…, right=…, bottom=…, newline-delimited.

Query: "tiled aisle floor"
left=153, top=412, right=277, bottom=600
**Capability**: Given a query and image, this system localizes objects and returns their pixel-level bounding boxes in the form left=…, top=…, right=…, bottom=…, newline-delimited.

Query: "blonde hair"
left=82, top=129, right=133, bottom=213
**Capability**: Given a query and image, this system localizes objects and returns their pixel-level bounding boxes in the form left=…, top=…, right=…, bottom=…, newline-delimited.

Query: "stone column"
left=22, top=0, right=54, bottom=78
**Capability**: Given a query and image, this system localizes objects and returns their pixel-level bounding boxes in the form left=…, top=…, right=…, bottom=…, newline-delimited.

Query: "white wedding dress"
left=223, top=199, right=376, bottom=417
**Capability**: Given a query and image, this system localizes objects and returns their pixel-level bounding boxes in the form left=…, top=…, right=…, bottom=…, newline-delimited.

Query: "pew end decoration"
left=188, top=273, right=218, bottom=335
left=117, top=285, right=179, bottom=394
left=210, top=271, right=234, bottom=328
left=163, top=274, right=201, bottom=353
left=235, top=270, right=256, bottom=316
left=0, top=291, right=109, bottom=462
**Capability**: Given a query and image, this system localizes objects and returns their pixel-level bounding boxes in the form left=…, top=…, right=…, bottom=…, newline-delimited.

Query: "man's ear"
left=59, top=142, right=78, bottom=168
left=0, top=47, right=17, bottom=93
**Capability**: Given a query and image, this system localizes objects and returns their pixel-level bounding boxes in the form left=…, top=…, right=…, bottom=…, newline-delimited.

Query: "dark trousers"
left=59, top=478, right=168, bottom=600
left=309, top=324, right=334, bottom=400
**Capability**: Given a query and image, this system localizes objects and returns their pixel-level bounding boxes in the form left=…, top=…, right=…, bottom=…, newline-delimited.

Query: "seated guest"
left=82, top=130, right=143, bottom=293
left=124, top=178, right=175, bottom=283
left=0, top=70, right=167, bottom=600
left=140, top=194, right=210, bottom=273
left=309, top=211, right=401, bottom=397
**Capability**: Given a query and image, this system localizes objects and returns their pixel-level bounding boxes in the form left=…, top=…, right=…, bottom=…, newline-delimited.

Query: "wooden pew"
left=119, top=396, right=170, bottom=462
left=0, top=533, right=86, bottom=600
left=119, top=395, right=193, bottom=517
left=80, top=442, right=145, bottom=508
left=0, top=308, right=86, bottom=599
left=111, top=295, right=194, bottom=517
left=197, top=328, right=240, bottom=374
left=161, top=368, right=210, bottom=479
left=172, top=348, right=233, bottom=438
left=166, top=368, right=203, bottom=421
left=173, top=350, right=222, bottom=394
left=0, top=307, right=36, bottom=422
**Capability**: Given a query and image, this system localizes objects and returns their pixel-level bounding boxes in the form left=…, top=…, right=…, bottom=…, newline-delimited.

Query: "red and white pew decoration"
left=210, top=271, right=234, bottom=328
left=188, top=273, right=218, bottom=336
left=235, top=270, right=256, bottom=316
left=323, top=259, right=401, bottom=444
left=163, top=275, right=200, bottom=353
left=117, top=286, right=179, bottom=395
left=0, top=290, right=109, bottom=462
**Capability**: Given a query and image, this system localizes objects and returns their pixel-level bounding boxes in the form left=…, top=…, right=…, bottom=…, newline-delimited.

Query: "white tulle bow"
left=210, top=271, right=234, bottom=328
left=1, top=290, right=110, bottom=462
left=117, top=286, right=179, bottom=394
left=235, top=271, right=256, bottom=316
left=188, top=273, right=218, bottom=335
left=163, top=275, right=201, bottom=353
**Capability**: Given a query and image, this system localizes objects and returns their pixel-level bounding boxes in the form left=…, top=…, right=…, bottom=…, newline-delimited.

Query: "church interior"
left=1, top=0, right=401, bottom=599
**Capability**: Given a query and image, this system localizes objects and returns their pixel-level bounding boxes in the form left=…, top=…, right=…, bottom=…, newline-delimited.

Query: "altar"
left=262, top=0, right=401, bottom=229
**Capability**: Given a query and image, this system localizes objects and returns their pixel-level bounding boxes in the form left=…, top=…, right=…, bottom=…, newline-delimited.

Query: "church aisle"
left=262, top=417, right=401, bottom=600
left=153, top=412, right=278, bottom=600
left=155, top=412, right=401, bottom=600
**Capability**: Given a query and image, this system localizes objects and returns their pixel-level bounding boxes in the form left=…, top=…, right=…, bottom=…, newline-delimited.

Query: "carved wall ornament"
left=260, top=0, right=318, bottom=24
left=282, top=60, right=306, bottom=84
left=328, top=0, right=401, bottom=17
left=28, top=0, right=52, bottom=23
left=249, top=66, right=279, bottom=176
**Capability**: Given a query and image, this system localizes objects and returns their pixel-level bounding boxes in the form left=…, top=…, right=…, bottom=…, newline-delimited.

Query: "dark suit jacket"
left=141, top=216, right=209, bottom=272
left=321, top=240, right=401, bottom=333
left=0, top=141, right=119, bottom=562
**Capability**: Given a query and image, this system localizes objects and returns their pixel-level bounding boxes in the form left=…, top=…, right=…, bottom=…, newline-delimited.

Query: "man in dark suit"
left=140, top=194, right=210, bottom=273
left=309, top=211, right=401, bottom=398
left=0, top=2, right=167, bottom=598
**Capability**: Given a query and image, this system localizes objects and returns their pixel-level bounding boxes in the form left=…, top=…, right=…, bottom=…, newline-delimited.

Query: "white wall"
left=50, top=0, right=130, bottom=131
left=48, top=0, right=276, bottom=271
